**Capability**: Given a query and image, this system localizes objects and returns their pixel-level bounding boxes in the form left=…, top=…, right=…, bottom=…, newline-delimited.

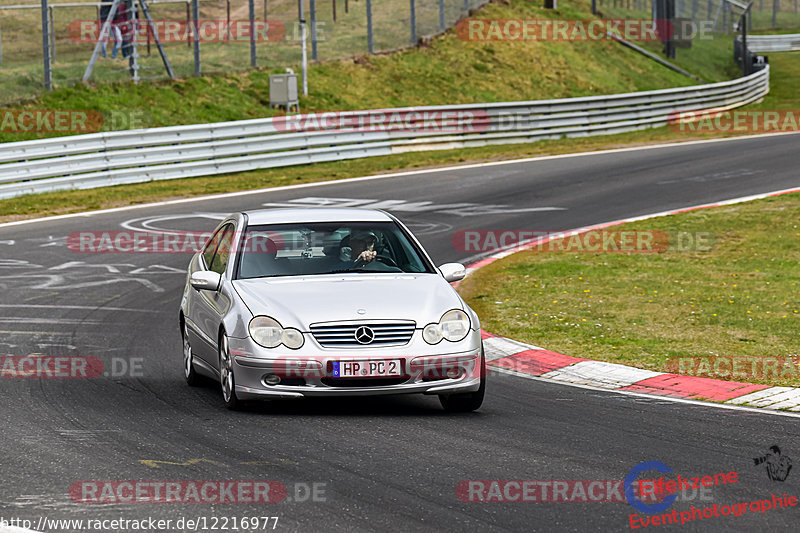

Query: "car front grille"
left=310, top=321, right=416, bottom=348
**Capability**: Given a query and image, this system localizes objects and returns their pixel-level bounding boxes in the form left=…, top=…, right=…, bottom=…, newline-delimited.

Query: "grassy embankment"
left=459, top=183, right=800, bottom=388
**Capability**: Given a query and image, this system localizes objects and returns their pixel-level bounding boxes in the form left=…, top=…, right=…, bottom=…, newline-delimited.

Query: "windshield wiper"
left=323, top=268, right=365, bottom=274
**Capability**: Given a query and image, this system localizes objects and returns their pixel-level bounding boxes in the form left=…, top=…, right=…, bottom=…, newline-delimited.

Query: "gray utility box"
left=269, top=74, right=299, bottom=112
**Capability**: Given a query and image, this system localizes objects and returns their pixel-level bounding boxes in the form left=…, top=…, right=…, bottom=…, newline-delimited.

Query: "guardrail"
left=0, top=67, right=769, bottom=200
left=738, top=34, right=800, bottom=52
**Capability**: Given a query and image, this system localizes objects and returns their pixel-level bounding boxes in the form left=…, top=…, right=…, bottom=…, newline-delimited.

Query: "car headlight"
left=423, top=309, right=471, bottom=344
left=249, top=316, right=304, bottom=349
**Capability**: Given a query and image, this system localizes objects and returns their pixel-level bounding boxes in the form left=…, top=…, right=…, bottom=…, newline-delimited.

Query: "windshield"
left=235, top=221, right=436, bottom=279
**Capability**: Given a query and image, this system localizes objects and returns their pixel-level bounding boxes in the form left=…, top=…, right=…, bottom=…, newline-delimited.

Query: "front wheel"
left=219, top=333, right=241, bottom=410
left=182, top=320, right=200, bottom=386
left=439, top=346, right=486, bottom=413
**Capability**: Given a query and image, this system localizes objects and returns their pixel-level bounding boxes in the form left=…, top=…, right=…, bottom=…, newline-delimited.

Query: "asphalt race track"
left=1, top=134, right=799, bottom=532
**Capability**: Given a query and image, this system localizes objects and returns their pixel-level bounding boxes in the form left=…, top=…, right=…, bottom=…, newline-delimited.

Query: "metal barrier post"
left=130, top=0, right=139, bottom=82
left=49, top=5, right=55, bottom=63
left=249, top=0, right=257, bottom=66
left=367, top=0, right=373, bottom=53
left=192, top=0, right=200, bottom=74
left=41, top=0, right=52, bottom=89
left=226, top=0, right=231, bottom=40
left=772, top=0, right=777, bottom=27
left=298, top=0, right=308, bottom=94
left=310, top=0, right=318, bottom=60
left=410, top=0, right=416, bottom=45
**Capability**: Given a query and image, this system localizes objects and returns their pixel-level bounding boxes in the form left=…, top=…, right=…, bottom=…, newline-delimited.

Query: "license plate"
left=332, top=359, right=402, bottom=378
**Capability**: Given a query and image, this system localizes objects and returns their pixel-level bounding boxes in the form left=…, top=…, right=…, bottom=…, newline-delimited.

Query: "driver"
left=348, top=231, right=378, bottom=265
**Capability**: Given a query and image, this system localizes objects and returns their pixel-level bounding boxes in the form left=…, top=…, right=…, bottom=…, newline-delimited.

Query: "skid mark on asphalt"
left=140, top=458, right=227, bottom=469
left=140, top=458, right=300, bottom=469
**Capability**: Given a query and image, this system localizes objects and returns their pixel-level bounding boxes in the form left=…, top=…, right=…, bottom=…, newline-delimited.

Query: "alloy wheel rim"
left=220, top=336, right=232, bottom=402
left=183, top=327, right=192, bottom=378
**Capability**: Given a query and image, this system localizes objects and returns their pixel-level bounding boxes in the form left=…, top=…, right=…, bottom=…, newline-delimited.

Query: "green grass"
left=1, top=0, right=715, bottom=143
left=458, top=192, right=800, bottom=387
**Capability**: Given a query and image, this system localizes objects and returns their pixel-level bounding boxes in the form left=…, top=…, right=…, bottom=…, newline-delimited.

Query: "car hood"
left=232, top=273, right=463, bottom=329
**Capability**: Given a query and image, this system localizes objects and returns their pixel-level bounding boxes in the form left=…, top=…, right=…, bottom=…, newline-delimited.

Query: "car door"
left=188, top=222, right=235, bottom=369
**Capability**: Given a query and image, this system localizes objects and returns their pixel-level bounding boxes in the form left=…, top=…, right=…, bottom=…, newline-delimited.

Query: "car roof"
left=244, top=208, right=395, bottom=226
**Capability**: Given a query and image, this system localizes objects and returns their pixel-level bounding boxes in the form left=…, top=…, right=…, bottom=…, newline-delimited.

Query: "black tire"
left=439, top=345, right=486, bottom=412
left=182, top=320, right=200, bottom=387
left=218, top=333, right=241, bottom=410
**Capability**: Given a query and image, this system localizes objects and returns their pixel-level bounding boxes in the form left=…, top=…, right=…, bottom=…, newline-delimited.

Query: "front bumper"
left=227, top=331, right=482, bottom=400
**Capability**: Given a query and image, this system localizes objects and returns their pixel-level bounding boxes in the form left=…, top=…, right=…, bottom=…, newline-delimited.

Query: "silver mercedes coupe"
left=179, top=208, right=485, bottom=411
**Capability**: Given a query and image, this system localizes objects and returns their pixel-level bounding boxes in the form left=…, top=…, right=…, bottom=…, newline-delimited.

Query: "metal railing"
left=0, top=66, right=769, bottom=199
left=739, top=33, right=800, bottom=50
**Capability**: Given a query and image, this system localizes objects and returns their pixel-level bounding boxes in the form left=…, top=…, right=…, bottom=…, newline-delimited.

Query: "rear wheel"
left=182, top=320, right=200, bottom=386
left=439, top=345, right=486, bottom=413
left=219, top=333, right=241, bottom=410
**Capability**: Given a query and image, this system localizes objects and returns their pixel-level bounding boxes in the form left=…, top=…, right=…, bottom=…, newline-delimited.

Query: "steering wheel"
left=375, top=255, right=399, bottom=268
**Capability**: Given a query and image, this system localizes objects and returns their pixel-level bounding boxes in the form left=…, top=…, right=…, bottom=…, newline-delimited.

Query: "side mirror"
left=439, top=263, right=467, bottom=283
left=190, top=271, right=221, bottom=291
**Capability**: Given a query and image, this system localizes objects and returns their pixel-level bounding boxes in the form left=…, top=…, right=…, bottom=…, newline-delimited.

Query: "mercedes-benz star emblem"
left=354, top=326, right=375, bottom=344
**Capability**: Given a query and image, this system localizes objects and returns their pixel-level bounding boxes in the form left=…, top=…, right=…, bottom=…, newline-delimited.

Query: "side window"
left=202, top=229, right=222, bottom=269
left=208, top=224, right=235, bottom=275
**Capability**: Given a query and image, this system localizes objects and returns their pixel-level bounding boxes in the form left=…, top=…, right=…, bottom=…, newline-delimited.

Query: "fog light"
left=264, top=374, right=281, bottom=385
left=446, top=368, right=461, bottom=379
